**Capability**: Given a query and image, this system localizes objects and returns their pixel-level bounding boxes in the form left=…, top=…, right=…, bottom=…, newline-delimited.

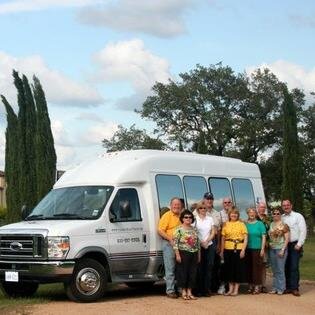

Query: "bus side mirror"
left=109, top=209, right=117, bottom=222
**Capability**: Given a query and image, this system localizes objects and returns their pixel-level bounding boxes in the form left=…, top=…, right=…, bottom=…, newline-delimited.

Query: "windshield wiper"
left=52, top=213, right=88, bottom=220
left=25, top=214, right=45, bottom=221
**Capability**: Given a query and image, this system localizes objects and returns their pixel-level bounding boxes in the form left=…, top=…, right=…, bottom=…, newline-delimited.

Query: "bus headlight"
left=47, top=237, right=70, bottom=259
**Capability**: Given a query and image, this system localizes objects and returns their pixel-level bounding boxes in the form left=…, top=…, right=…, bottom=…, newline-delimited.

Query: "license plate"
left=5, top=271, right=19, bottom=282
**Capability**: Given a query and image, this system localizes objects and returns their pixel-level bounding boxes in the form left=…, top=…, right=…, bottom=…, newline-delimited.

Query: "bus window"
left=232, top=178, right=255, bottom=219
left=183, top=176, right=208, bottom=210
left=209, top=177, right=233, bottom=210
left=156, top=175, right=184, bottom=215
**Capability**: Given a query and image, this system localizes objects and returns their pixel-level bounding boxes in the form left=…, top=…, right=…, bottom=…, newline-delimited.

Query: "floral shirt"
left=268, top=221, right=290, bottom=249
left=173, top=226, right=200, bottom=253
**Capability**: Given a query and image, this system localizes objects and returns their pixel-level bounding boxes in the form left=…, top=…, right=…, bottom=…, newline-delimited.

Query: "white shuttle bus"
left=0, top=150, right=265, bottom=302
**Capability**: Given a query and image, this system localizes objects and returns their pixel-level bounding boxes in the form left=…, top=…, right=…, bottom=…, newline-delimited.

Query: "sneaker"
left=269, top=290, right=277, bottom=294
left=166, top=292, right=178, bottom=299
left=217, top=284, right=225, bottom=295
left=277, top=291, right=284, bottom=295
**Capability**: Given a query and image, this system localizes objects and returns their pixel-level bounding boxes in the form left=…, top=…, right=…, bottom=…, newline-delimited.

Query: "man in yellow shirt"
left=158, top=197, right=182, bottom=298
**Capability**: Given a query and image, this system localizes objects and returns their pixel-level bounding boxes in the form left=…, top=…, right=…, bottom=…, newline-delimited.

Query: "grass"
left=0, top=283, right=65, bottom=313
left=300, top=234, right=315, bottom=281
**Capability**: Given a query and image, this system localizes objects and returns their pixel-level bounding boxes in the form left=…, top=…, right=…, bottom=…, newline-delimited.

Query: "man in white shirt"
left=282, top=199, right=307, bottom=297
left=204, top=192, right=221, bottom=228
left=203, top=192, right=222, bottom=294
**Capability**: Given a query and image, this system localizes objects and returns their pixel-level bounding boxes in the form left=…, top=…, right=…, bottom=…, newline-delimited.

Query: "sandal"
left=182, top=295, right=189, bottom=300
left=188, top=295, right=197, bottom=300
left=252, top=288, right=260, bottom=295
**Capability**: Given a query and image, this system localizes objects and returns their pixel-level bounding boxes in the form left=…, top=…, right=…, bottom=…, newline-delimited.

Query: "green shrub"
left=0, top=206, right=7, bottom=220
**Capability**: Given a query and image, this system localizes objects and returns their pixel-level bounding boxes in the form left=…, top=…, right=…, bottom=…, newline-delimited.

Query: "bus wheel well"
left=78, top=252, right=111, bottom=282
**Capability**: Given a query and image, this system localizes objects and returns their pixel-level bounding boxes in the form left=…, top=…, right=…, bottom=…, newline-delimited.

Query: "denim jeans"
left=285, top=241, right=302, bottom=291
left=162, top=240, right=176, bottom=294
left=269, top=248, right=287, bottom=292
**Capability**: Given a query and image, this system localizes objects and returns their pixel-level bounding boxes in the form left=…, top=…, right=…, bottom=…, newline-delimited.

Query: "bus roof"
left=54, top=150, right=261, bottom=188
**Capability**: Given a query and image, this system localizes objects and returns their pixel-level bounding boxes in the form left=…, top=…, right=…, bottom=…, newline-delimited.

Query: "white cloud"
left=80, top=121, right=118, bottom=146
left=0, top=51, right=103, bottom=108
left=0, top=0, right=101, bottom=14
left=92, top=39, right=171, bottom=109
left=51, top=118, right=118, bottom=168
left=78, top=0, right=195, bottom=38
left=247, top=60, right=315, bottom=95
left=55, top=145, right=76, bottom=170
left=51, top=119, right=73, bottom=147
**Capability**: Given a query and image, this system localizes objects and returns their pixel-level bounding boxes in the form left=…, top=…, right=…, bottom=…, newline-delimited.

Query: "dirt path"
left=5, top=281, right=315, bottom=315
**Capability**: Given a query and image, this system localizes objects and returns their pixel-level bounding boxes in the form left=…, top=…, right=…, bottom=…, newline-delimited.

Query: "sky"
left=0, top=0, right=314, bottom=170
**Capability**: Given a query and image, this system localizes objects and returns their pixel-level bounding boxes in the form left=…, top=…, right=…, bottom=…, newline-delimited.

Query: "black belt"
left=226, top=239, right=244, bottom=252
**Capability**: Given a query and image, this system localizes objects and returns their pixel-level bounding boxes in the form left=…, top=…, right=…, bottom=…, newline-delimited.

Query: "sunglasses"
left=224, top=201, right=232, bottom=204
left=183, top=216, right=193, bottom=219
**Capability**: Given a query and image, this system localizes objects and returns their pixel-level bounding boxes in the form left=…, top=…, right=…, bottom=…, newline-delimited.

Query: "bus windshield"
left=26, top=186, right=114, bottom=220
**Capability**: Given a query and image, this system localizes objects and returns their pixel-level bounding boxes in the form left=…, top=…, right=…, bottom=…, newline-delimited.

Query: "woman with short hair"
left=194, top=202, right=216, bottom=297
left=220, top=208, right=248, bottom=296
left=245, top=208, right=266, bottom=294
left=173, top=210, right=200, bottom=300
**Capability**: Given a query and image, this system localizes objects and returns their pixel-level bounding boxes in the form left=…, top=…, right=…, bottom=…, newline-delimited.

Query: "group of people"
left=158, top=193, right=307, bottom=300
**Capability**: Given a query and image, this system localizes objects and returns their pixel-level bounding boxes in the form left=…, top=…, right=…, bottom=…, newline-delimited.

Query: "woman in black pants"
left=173, top=210, right=200, bottom=300
left=194, top=202, right=216, bottom=296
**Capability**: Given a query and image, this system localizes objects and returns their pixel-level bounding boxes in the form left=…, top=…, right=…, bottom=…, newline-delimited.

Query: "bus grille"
left=0, top=234, right=44, bottom=260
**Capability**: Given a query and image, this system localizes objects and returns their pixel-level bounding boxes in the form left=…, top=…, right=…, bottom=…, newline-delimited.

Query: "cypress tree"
left=32, top=75, right=56, bottom=200
left=281, top=86, right=303, bottom=211
left=1, top=96, right=21, bottom=222
left=13, top=70, right=29, bottom=212
left=22, top=74, right=38, bottom=209
left=2, top=70, right=56, bottom=221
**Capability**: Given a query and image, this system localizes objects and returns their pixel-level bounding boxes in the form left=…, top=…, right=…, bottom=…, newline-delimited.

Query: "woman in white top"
left=194, top=202, right=216, bottom=296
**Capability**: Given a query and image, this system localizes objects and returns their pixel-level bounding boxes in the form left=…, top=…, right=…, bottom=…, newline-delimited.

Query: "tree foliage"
left=1, top=96, right=21, bottom=222
left=33, top=75, right=57, bottom=200
left=1, top=70, right=56, bottom=222
left=140, top=64, right=248, bottom=156
left=281, top=86, right=303, bottom=211
left=300, top=102, right=315, bottom=202
left=102, top=124, right=167, bottom=152
left=140, top=65, right=286, bottom=162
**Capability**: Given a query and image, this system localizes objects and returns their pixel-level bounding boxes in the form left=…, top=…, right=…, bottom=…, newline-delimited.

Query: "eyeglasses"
left=272, top=213, right=281, bottom=216
left=183, top=216, right=193, bottom=219
left=224, top=201, right=232, bottom=204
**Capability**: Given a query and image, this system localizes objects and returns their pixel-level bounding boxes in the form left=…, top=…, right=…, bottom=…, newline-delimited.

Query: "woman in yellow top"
left=220, top=208, right=248, bottom=296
